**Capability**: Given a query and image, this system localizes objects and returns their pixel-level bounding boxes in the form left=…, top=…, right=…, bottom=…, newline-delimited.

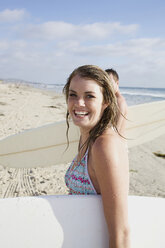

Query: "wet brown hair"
left=63, top=65, right=119, bottom=150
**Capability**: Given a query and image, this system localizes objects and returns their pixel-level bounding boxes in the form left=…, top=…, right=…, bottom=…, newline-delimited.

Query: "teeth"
left=75, top=111, right=88, bottom=115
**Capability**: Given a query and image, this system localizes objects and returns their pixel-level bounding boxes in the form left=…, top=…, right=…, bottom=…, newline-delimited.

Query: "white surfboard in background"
left=0, top=195, right=164, bottom=248
left=0, top=100, right=165, bottom=168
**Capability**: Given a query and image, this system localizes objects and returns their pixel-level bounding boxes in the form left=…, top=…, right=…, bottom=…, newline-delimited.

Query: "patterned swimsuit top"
left=65, top=149, right=97, bottom=195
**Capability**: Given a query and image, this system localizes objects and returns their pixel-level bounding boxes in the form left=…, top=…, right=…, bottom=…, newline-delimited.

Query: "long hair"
left=63, top=65, right=119, bottom=150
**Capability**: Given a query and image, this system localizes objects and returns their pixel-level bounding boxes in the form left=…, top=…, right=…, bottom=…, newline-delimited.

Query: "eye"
left=69, top=93, right=77, bottom=97
left=86, top=94, right=95, bottom=99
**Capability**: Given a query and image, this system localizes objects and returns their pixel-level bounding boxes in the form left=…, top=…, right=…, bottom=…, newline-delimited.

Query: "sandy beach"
left=0, top=82, right=164, bottom=198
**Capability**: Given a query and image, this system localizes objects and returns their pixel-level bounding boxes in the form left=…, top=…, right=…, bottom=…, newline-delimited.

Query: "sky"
left=0, top=0, right=165, bottom=88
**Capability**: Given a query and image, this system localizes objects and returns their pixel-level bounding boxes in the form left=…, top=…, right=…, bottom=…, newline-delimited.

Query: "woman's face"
left=67, top=75, right=107, bottom=133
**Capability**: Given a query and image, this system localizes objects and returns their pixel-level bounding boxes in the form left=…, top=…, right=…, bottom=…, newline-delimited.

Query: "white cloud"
left=23, top=21, right=138, bottom=41
left=0, top=9, right=27, bottom=22
left=0, top=12, right=164, bottom=87
left=1, top=36, right=165, bottom=87
left=24, top=22, right=75, bottom=40
left=80, top=22, right=138, bottom=38
left=61, top=38, right=165, bottom=59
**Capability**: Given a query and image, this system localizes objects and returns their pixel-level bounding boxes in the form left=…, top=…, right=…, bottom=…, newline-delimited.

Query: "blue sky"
left=0, top=0, right=165, bottom=87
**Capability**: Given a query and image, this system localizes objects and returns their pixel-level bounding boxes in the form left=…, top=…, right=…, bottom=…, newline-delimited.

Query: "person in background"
left=63, top=65, right=130, bottom=248
left=105, top=68, right=128, bottom=137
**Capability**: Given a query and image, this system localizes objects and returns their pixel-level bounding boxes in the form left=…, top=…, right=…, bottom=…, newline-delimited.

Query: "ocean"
left=2, top=80, right=165, bottom=106
left=38, top=83, right=165, bottom=106
left=119, top=86, right=165, bottom=106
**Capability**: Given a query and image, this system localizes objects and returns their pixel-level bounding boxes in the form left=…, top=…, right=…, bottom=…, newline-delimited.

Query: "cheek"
left=67, top=97, right=74, bottom=105
left=94, top=100, right=106, bottom=114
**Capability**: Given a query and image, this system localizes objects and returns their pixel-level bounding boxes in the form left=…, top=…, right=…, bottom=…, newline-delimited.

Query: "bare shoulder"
left=91, top=130, right=126, bottom=168
left=92, top=130, right=118, bottom=150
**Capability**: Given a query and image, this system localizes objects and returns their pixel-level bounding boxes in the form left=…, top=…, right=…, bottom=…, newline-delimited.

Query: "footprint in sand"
left=0, top=102, right=7, bottom=106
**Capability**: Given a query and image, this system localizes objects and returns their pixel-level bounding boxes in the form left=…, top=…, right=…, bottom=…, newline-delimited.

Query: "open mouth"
left=74, top=111, right=89, bottom=117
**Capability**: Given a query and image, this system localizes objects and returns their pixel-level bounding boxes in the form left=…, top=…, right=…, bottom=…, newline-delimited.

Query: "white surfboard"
left=0, top=100, right=165, bottom=168
left=0, top=195, right=164, bottom=248
left=127, top=100, right=165, bottom=147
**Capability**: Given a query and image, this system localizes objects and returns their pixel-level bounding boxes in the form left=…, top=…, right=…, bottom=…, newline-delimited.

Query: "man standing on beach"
left=105, top=68, right=128, bottom=136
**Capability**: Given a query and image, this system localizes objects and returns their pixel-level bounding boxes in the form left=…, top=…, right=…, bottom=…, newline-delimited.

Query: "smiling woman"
left=63, top=65, right=130, bottom=248
left=67, top=75, right=108, bottom=132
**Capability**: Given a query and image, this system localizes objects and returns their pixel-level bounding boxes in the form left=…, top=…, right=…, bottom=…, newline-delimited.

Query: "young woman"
left=63, top=65, right=130, bottom=248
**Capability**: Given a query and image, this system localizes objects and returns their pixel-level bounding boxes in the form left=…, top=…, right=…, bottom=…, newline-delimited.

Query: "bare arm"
left=92, top=134, right=130, bottom=248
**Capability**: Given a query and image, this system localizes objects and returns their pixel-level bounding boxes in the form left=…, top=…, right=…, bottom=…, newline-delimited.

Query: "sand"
left=129, top=134, right=165, bottom=197
left=0, top=82, right=164, bottom=198
left=0, top=82, right=66, bottom=140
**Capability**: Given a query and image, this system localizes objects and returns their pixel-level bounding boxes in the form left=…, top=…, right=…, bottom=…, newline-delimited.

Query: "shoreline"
left=0, top=83, right=164, bottom=198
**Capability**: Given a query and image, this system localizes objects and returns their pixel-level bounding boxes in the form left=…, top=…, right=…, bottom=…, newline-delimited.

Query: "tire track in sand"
left=2, top=168, right=36, bottom=198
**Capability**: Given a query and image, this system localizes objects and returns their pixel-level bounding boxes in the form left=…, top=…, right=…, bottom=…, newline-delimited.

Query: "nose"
left=75, top=97, right=85, bottom=107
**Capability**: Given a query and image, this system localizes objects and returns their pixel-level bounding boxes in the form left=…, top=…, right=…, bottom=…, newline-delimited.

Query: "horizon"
left=0, top=0, right=165, bottom=88
left=1, top=77, right=165, bottom=90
